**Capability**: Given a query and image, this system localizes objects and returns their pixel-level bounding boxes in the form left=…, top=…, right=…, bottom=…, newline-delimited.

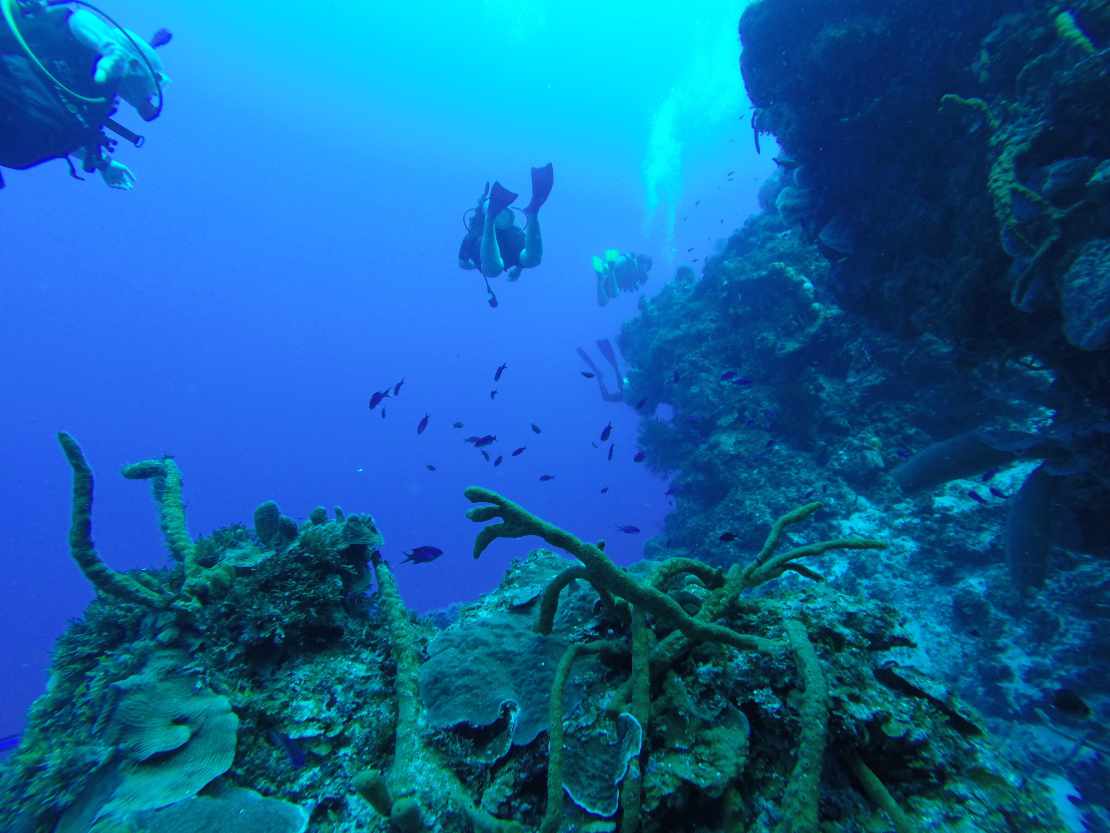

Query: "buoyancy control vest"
left=0, top=2, right=116, bottom=175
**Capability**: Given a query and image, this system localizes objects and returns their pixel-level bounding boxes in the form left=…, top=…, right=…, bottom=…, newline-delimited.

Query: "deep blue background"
left=1, top=0, right=770, bottom=735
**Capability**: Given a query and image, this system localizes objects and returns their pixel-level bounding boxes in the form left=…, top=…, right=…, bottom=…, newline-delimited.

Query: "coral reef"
left=0, top=442, right=1073, bottom=832
left=614, top=0, right=1109, bottom=826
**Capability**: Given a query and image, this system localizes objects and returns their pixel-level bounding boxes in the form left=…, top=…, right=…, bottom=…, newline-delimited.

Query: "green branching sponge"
left=776, top=618, right=829, bottom=833
left=464, top=486, right=776, bottom=654
left=369, top=553, right=523, bottom=833
left=540, top=638, right=624, bottom=833
left=122, top=456, right=202, bottom=604
left=57, top=433, right=166, bottom=609
left=650, top=501, right=886, bottom=676
left=619, top=609, right=652, bottom=833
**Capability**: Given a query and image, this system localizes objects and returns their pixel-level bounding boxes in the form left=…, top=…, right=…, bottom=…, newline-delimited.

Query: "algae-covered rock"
left=1060, top=238, right=1110, bottom=350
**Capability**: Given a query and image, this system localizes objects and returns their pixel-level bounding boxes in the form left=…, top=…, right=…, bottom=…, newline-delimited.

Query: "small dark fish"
left=607, top=443, right=614, bottom=461
left=773, top=156, right=800, bottom=169
left=633, top=451, right=646, bottom=463
left=425, top=464, right=436, bottom=471
left=691, top=258, right=699, bottom=262
left=895, top=447, right=912, bottom=460
left=635, top=398, right=647, bottom=410
left=392, top=378, right=405, bottom=396
left=417, top=413, right=429, bottom=434
left=687, top=247, right=695, bottom=252
left=720, top=370, right=738, bottom=381
left=381, top=408, right=386, bottom=420
left=581, top=371, right=596, bottom=378
left=967, top=490, right=988, bottom=505
left=719, top=532, right=737, bottom=543
left=494, top=455, right=503, bottom=467
left=0, top=734, right=19, bottom=752
left=539, top=474, right=555, bottom=481
left=512, top=446, right=526, bottom=456
left=600, top=486, right=609, bottom=494
left=490, top=389, right=498, bottom=400
left=980, top=467, right=999, bottom=483
left=591, top=442, right=598, bottom=449
left=665, top=486, right=677, bottom=496
left=617, top=524, right=640, bottom=534
left=481, top=450, right=491, bottom=462
left=600, top=421, right=613, bottom=442
left=765, top=439, right=775, bottom=449
left=494, top=363, right=508, bottom=381
left=726, top=169, right=735, bottom=176
left=731, top=377, right=753, bottom=387
left=531, top=423, right=542, bottom=434
left=150, top=29, right=174, bottom=49
left=473, top=434, right=496, bottom=447
left=453, top=421, right=464, bottom=429
left=368, top=390, right=389, bottom=410
left=402, top=545, right=444, bottom=564
left=988, top=485, right=1008, bottom=499
left=695, top=200, right=701, bottom=206
left=269, top=730, right=305, bottom=769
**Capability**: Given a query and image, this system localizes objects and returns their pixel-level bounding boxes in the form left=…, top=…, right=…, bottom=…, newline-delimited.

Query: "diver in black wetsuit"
left=458, top=163, right=554, bottom=306
left=0, top=0, right=171, bottom=190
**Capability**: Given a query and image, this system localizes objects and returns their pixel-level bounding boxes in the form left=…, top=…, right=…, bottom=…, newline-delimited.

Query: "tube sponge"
left=57, top=433, right=166, bottom=608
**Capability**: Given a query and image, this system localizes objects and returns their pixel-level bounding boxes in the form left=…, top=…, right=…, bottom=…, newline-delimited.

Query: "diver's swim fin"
left=487, top=181, right=518, bottom=219
left=523, top=163, right=554, bottom=215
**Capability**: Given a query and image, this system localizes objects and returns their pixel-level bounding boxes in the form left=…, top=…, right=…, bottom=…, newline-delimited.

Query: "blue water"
left=1, top=0, right=770, bottom=738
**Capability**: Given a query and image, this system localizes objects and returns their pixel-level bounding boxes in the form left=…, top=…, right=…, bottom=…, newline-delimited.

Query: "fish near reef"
left=531, top=423, right=542, bottom=434
left=402, top=545, right=444, bottom=564
left=494, top=363, right=508, bottom=381
left=617, top=524, right=640, bottom=534
left=512, top=447, right=526, bottom=456
left=417, top=413, right=429, bottom=434
left=368, top=390, right=389, bottom=410
left=633, top=450, right=646, bottom=463
left=600, top=421, right=612, bottom=442
left=539, top=474, right=555, bottom=481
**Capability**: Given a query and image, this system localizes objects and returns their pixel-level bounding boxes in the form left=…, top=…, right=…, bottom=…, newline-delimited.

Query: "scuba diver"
left=593, top=249, right=652, bottom=306
left=0, top=0, right=171, bottom=190
left=577, top=339, right=626, bottom=403
left=458, top=163, right=554, bottom=307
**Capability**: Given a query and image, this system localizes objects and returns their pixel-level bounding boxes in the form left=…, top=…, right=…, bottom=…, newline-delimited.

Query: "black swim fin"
left=523, top=162, right=554, bottom=215
left=487, top=181, right=518, bottom=219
